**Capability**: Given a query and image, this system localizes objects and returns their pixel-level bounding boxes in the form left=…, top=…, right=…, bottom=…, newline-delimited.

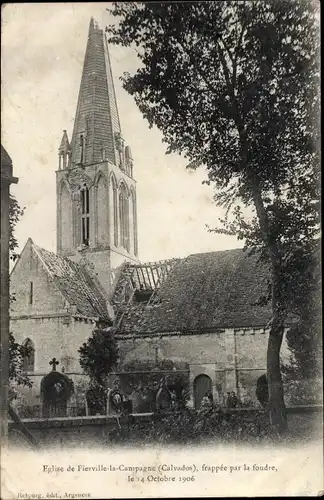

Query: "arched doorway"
left=40, top=371, right=74, bottom=418
left=193, top=374, right=212, bottom=410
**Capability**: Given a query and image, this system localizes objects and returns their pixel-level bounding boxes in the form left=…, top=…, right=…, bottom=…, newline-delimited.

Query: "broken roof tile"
left=33, top=244, right=110, bottom=321
left=112, top=249, right=274, bottom=334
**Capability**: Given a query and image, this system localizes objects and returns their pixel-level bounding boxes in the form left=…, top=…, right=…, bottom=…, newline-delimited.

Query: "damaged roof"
left=112, top=249, right=274, bottom=334
left=33, top=243, right=110, bottom=321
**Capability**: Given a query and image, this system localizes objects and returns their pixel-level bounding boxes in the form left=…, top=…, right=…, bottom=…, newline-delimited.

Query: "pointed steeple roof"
left=59, top=130, right=71, bottom=153
left=70, top=17, right=122, bottom=166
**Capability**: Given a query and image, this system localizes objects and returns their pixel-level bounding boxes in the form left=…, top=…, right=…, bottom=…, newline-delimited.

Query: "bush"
left=73, top=378, right=89, bottom=415
left=16, top=405, right=41, bottom=419
left=118, top=359, right=189, bottom=400
left=79, top=327, right=119, bottom=385
left=153, top=408, right=196, bottom=443
left=105, top=406, right=272, bottom=445
left=86, top=381, right=107, bottom=415
left=284, top=378, right=323, bottom=406
left=9, top=332, right=33, bottom=400
left=10, top=391, right=41, bottom=419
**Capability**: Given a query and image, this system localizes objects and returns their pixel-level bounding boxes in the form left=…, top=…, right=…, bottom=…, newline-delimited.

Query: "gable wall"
left=10, top=244, right=67, bottom=316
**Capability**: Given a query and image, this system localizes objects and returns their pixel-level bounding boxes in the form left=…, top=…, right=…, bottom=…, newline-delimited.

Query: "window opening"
left=80, top=134, right=85, bottom=164
left=81, top=184, right=90, bottom=246
left=22, top=338, right=35, bottom=373
left=29, top=281, right=33, bottom=305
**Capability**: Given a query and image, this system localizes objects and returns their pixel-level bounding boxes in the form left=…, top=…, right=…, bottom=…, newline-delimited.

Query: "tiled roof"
left=70, top=17, right=121, bottom=166
left=33, top=244, right=110, bottom=321
left=113, top=249, right=276, bottom=334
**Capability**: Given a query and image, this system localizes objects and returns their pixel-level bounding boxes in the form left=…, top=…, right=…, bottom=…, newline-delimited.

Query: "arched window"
left=80, top=184, right=90, bottom=246
left=96, top=174, right=108, bottom=245
left=22, top=338, right=35, bottom=373
left=60, top=181, right=72, bottom=251
left=112, top=177, right=118, bottom=246
left=79, top=133, right=85, bottom=165
left=131, top=190, right=138, bottom=256
left=119, top=183, right=129, bottom=251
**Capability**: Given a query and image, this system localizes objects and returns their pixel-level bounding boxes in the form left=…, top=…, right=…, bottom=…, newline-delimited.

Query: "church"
left=9, top=18, right=291, bottom=411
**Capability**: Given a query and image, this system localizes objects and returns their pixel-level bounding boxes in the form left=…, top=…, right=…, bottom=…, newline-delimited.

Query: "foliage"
left=284, top=378, right=322, bottom=406
left=10, top=392, right=41, bottom=419
left=73, top=378, right=89, bottom=416
left=86, top=380, right=107, bottom=416
left=283, top=320, right=322, bottom=381
left=8, top=332, right=33, bottom=401
left=73, top=377, right=107, bottom=416
left=107, top=1, right=320, bottom=434
left=282, top=246, right=322, bottom=380
left=8, top=193, right=30, bottom=399
left=78, top=327, right=119, bottom=385
left=40, top=371, right=74, bottom=403
left=107, top=407, right=273, bottom=445
left=9, top=194, right=25, bottom=262
left=79, top=327, right=119, bottom=415
left=195, top=407, right=272, bottom=443
left=119, top=358, right=189, bottom=397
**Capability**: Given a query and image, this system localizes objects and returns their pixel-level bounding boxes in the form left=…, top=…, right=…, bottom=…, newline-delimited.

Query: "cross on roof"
left=49, top=358, right=59, bottom=372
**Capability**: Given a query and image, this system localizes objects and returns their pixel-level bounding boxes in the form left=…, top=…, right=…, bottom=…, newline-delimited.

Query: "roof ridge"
left=187, top=248, right=245, bottom=258
left=138, top=249, right=246, bottom=267
left=136, top=257, right=181, bottom=267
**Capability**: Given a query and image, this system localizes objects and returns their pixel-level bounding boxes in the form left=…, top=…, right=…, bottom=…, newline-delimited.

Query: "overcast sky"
left=2, top=3, right=242, bottom=264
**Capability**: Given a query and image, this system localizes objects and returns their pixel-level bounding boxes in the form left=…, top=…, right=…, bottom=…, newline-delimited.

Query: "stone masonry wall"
left=57, top=161, right=138, bottom=297
left=10, top=239, right=67, bottom=316
left=117, top=328, right=291, bottom=405
left=118, top=331, right=228, bottom=367
left=11, top=316, right=94, bottom=376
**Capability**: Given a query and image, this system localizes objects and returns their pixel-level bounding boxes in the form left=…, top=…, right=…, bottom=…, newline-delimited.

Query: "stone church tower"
left=56, top=18, right=139, bottom=297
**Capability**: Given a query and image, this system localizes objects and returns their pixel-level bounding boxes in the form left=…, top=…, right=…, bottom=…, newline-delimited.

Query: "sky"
left=2, top=3, right=242, bottom=264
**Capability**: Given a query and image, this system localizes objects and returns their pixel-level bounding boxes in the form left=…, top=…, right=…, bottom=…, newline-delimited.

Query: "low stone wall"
left=8, top=406, right=322, bottom=449
left=8, top=413, right=153, bottom=448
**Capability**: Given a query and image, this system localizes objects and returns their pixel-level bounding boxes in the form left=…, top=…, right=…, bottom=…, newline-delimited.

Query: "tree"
left=107, top=1, right=320, bottom=435
left=78, top=326, right=119, bottom=386
left=8, top=332, right=33, bottom=401
left=9, top=194, right=24, bottom=263
left=282, top=246, right=321, bottom=380
left=8, top=194, right=31, bottom=398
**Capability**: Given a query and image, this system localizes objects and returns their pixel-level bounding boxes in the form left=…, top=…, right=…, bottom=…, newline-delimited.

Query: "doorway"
left=193, top=374, right=212, bottom=409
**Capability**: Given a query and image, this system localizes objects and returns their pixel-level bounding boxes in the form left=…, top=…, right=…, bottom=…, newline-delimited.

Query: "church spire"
left=70, top=17, right=122, bottom=167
